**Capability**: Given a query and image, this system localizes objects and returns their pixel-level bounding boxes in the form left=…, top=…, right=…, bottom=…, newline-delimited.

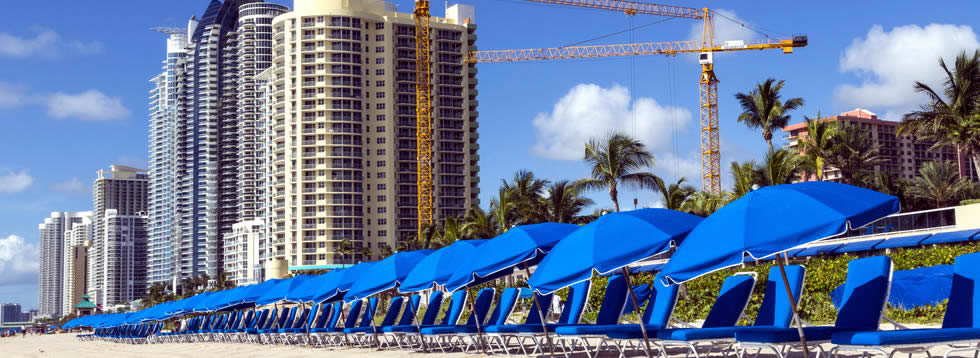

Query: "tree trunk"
left=610, top=185, right=620, bottom=212
left=972, top=154, right=980, bottom=181
left=764, top=128, right=775, bottom=154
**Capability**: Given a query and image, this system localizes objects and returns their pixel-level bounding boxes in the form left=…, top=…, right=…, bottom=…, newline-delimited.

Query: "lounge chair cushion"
left=344, top=326, right=379, bottom=334
left=556, top=324, right=654, bottom=337
left=831, top=328, right=980, bottom=346
left=734, top=326, right=836, bottom=343
left=658, top=327, right=740, bottom=341
left=309, top=327, right=342, bottom=333
left=483, top=324, right=558, bottom=334
left=420, top=325, right=486, bottom=335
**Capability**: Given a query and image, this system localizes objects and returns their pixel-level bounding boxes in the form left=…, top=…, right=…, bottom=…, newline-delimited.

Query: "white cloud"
left=657, top=152, right=702, bottom=182
left=47, top=90, right=130, bottom=120
left=0, top=170, right=32, bottom=193
left=834, top=24, right=980, bottom=121
left=689, top=9, right=759, bottom=45
left=531, top=84, right=692, bottom=160
left=0, top=30, right=103, bottom=58
left=52, top=177, right=87, bottom=194
left=0, top=235, right=39, bottom=286
left=0, top=30, right=58, bottom=57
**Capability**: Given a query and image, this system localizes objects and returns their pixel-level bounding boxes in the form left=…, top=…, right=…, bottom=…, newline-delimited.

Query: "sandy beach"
left=3, top=324, right=973, bottom=358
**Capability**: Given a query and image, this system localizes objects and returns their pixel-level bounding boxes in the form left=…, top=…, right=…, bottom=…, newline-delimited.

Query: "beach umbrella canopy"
left=399, top=239, right=486, bottom=293
left=444, top=223, right=579, bottom=292
left=345, top=250, right=434, bottom=302
left=254, top=275, right=314, bottom=306
left=661, top=182, right=900, bottom=284
left=237, top=278, right=285, bottom=307
left=529, top=208, right=703, bottom=295
left=285, top=270, right=344, bottom=303
left=319, top=262, right=375, bottom=303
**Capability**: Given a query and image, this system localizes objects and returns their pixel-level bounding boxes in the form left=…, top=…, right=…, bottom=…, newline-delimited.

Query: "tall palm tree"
left=461, top=206, right=500, bottom=239
left=502, top=170, right=550, bottom=225
left=758, top=149, right=802, bottom=186
left=653, top=176, right=695, bottom=210
left=909, top=161, right=974, bottom=208
left=337, top=238, right=354, bottom=267
left=430, top=216, right=464, bottom=249
left=735, top=78, right=805, bottom=153
left=214, top=271, right=235, bottom=291
left=490, top=188, right=517, bottom=231
left=730, top=160, right=758, bottom=198
left=873, top=172, right=915, bottom=210
left=825, top=122, right=884, bottom=185
left=542, top=180, right=594, bottom=223
left=798, top=112, right=838, bottom=180
left=681, top=191, right=731, bottom=217
left=900, top=50, right=980, bottom=176
left=580, top=132, right=659, bottom=212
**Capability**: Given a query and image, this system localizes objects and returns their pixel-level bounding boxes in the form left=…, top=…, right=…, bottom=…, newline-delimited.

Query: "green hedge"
left=577, top=242, right=979, bottom=324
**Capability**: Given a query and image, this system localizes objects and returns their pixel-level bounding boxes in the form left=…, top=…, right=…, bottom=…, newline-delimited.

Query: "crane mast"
left=414, top=0, right=434, bottom=242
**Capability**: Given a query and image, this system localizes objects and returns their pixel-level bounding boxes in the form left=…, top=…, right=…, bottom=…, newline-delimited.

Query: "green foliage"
left=962, top=199, right=980, bottom=205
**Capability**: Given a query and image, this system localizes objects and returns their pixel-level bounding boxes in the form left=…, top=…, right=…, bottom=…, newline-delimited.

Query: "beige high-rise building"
left=91, top=165, right=149, bottom=306
left=262, top=0, right=480, bottom=275
left=63, top=217, right=92, bottom=315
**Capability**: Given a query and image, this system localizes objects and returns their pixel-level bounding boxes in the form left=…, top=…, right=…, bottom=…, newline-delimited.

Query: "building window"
left=376, top=23, right=385, bottom=30
left=376, top=103, right=385, bottom=110
left=376, top=69, right=384, bottom=75
left=376, top=80, right=385, bottom=87
left=376, top=114, right=386, bottom=121
left=377, top=138, right=386, bottom=144
left=377, top=184, right=386, bottom=190
left=378, top=230, right=387, bottom=237
left=375, top=46, right=384, bottom=53
left=376, top=58, right=384, bottom=64
left=376, top=34, right=384, bottom=41
left=377, top=160, right=386, bottom=167
left=376, top=126, right=386, bottom=133
left=377, top=172, right=386, bottom=179
left=378, top=218, right=387, bottom=225
left=376, top=92, right=385, bottom=98
left=377, top=195, right=386, bottom=202
left=377, top=206, right=387, bottom=213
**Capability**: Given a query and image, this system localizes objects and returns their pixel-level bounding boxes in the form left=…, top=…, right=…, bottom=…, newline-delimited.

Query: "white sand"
left=3, top=326, right=975, bottom=358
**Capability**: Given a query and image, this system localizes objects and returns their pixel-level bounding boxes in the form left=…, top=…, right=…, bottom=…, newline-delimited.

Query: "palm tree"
left=490, top=188, right=517, bottom=231
left=378, top=245, right=394, bottom=259
left=798, top=112, right=838, bottom=180
left=825, top=122, right=884, bottom=185
left=730, top=161, right=758, bottom=198
left=653, top=176, right=695, bottom=210
left=758, top=149, right=802, bottom=186
left=900, top=50, right=980, bottom=176
left=430, top=217, right=464, bottom=249
left=502, top=170, right=550, bottom=225
left=909, top=161, right=974, bottom=208
left=681, top=191, right=731, bottom=217
left=461, top=206, right=500, bottom=239
left=734, top=78, right=805, bottom=153
left=542, top=180, right=594, bottom=223
left=357, top=245, right=372, bottom=262
left=873, top=172, right=916, bottom=210
left=337, top=238, right=354, bottom=267
left=580, top=132, right=659, bottom=212
left=214, top=271, right=235, bottom=291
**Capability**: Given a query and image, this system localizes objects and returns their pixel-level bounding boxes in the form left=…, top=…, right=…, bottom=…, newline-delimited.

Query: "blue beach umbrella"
left=237, top=278, right=285, bottom=307
left=528, top=208, right=703, bottom=295
left=255, top=275, right=314, bottom=306
left=443, top=223, right=580, bottom=292
left=661, top=182, right=899, bottom=356
left=661, top=182, right=900, bottom=284
left=319, top=262, right=376, bottom=303
left=345, top=250, right=433, bottom=302
left=286, top=269, right=343, bottom=303
left=399, top=239, right=486, bottom=293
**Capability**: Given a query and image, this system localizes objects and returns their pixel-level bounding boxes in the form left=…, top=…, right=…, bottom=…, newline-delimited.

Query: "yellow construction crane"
left=463, top=0, right=807, bottom=193
left=414, top=0, right=433, bottom=241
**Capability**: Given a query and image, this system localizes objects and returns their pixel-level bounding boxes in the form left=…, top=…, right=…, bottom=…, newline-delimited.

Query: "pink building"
left=782, top=108, right=977, bottom=182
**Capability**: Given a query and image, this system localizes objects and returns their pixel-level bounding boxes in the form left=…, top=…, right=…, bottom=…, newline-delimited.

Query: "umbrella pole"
left=522, top=263, right=555, bottom=357
left=409, top=292, right=429, bottom=352
left=466, top=287, right=489, bottom=354
left=621, top=267, right=653, bottom=358
left=777, top=252, right=810, bottom=358
left=371, top=297, right=382, bottom=350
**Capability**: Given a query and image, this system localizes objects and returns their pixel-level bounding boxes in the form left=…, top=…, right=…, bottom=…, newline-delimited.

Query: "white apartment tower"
left=63, top=217, right=93, bottom=315
left=262, top=0, right=480, bottom=275
left=101, top=209, right=149, bottom=305
left=38, top=211, right=92, bottom=317
left=91, top=165, right=149, bottom=306
left=147, top=30, right=187, bottom=286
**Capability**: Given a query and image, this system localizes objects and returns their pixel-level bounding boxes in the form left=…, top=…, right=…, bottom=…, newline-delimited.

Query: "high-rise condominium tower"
left=90, top=165, right=149, bottom=306
left=101, top=209, right=149, bottom=305
left=261, top=0, right=480, bottom=276
left=63, top=217, right=92, bottom=315
left=147, top=30, right=187, bottom=286
left=39, top=211, right=92, bottom=317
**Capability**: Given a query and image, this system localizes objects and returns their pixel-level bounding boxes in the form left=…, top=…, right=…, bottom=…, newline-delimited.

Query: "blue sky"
left=1, top=0, right=978, bottom=308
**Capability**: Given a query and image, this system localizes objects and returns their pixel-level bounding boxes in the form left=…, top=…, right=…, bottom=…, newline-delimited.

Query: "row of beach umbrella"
left=64, top=182, right=900, bottom=355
